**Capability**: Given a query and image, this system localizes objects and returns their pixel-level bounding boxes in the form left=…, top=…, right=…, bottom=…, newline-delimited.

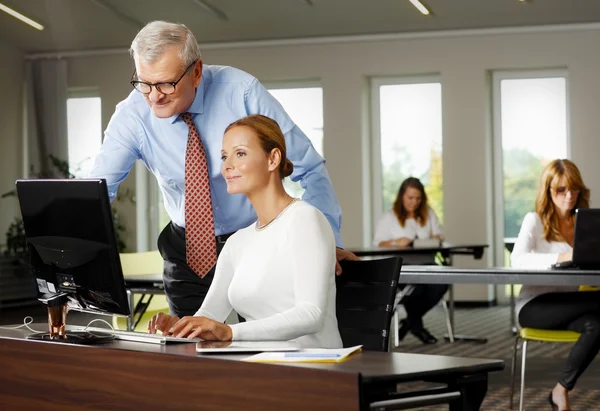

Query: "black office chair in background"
left=336, top=256, right=402, bottom=352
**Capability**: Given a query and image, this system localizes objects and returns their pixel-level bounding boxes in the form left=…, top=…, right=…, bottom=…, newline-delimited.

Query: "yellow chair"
left=509, top=328, right=580, bottom=411
left=114, top=251, right=169, bottom=332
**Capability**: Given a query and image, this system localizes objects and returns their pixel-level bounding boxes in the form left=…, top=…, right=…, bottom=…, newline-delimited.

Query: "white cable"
left=0, top=316, right=45, bottom=333
left=83, top=318, right=116, bottom=336
left=0, top=317, right=116, bottom=337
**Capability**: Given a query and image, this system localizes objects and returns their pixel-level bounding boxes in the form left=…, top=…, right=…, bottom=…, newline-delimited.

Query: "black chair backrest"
left=335, top=256, right=402, bottom=352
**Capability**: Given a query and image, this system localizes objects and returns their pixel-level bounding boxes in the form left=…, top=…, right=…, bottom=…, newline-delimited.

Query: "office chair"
left=335, top=256, right=402, bottom=352
left=509, top=286, right=596, bottom=410
left=113, top=251, right=169, bottom=332
left=509, top=328, right=580, bottom=411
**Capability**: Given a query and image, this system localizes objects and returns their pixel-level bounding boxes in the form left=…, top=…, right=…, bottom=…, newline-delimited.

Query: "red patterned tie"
left=180, top=112, right=217, bottom=278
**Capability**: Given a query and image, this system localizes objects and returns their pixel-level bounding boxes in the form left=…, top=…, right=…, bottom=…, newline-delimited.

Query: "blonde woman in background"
left=512, top=159, right=600, bottom=411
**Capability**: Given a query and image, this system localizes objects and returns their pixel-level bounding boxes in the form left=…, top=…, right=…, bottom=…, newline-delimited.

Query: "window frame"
left=66, top=88, right=102, bottom=178
left=490, top=69, right=571, bottom=266
left=263, top=79, right=324, bottom=154
left=369, top=74, right=443, bottom=244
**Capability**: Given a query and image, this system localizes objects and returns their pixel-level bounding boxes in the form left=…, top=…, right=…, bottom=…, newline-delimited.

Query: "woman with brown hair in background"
left=373, top=177, right=447, bottom=344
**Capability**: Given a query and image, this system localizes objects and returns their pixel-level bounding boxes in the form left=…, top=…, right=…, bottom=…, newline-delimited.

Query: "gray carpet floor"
left=395, top=305, right=600, bottom=410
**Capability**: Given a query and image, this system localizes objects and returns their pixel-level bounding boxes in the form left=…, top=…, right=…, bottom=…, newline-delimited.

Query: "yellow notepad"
left=244, top=345, right=362, bottom=363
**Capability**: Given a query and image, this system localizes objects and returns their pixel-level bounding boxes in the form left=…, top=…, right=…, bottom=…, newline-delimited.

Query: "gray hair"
left=130, top=21, right=201, bottom=68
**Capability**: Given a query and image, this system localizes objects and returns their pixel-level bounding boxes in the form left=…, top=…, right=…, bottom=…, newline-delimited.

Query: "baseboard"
left=452, top=299, right=497, bottom=308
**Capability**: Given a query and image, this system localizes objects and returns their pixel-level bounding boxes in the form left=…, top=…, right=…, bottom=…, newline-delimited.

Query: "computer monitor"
left=572, top=208, right=600, bottom=268
left=15, top=179, right=130, bottom=344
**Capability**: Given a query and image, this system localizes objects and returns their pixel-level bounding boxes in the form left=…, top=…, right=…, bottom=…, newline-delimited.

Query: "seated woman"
left=512, top=159, right=600, bottom=411
left=373, top=177, right=448, bottom=344
left=149, top=114, right=342, bottom=349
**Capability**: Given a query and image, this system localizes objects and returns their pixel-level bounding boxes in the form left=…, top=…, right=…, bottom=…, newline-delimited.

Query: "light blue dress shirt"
left=89, top=65, right=343, bottom=247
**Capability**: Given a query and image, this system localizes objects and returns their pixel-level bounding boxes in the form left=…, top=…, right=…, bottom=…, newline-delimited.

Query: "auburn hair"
left=392, top=177, right=429, bottom=227
left=535, top=159, right=590, bottom=242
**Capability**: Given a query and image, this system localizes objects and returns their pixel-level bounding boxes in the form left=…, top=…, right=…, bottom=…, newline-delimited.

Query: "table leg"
left=127, top=290, right=134, bottom=331
left=510, top=284, right=518, bottom=335
left=448, top=373, right=489, bottom=411
left=449, top=284, right=455, bottom=331
left=443, top=284, right=488, bottom=344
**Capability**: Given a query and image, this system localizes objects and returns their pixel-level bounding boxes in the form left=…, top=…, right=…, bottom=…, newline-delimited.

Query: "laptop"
left=412, top=238, right=442, bottom=248
left=196, top=340, right=300, bottom=354
left=551, top=208, right=600, bottom=269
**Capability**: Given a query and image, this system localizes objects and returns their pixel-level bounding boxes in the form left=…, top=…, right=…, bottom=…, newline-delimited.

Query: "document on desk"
left=244, top=345, right=362, bottom=363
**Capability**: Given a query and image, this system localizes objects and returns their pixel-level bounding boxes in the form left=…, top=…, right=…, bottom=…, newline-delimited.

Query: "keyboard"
left=68, top=326, right=199, bottom=345
left=113, top=330, right=200, bottom=345
left=551, top=260, right=577, bottom=269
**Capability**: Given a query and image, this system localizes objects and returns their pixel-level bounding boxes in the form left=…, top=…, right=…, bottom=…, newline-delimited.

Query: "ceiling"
left=1, top=0, right=600, bottom=54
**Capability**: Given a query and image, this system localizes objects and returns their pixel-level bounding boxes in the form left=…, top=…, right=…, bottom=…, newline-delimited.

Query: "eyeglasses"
left=130, top=60, right=197, bottom=95
left=554, top=187, right=580, bottom=196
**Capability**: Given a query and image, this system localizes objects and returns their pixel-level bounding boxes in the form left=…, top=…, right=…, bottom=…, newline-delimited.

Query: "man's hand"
left=168, top=316, right=233, bottom=341
left=335, top=247, right=361, bottom=276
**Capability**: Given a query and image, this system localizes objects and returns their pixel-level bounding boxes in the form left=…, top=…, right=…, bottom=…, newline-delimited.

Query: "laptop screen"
left=573, top=208, right=600, bottom=268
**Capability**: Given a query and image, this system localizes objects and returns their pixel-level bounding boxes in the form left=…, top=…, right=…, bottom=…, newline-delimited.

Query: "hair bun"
left=281, top=159, right=294, bottom=178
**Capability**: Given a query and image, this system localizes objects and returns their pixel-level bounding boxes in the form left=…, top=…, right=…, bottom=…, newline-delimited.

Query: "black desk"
left=402, top=265, right=600, bottom=335
left=398, top=265, right=600, bottom=286
left=349, top=243, right=487, bottom=263
left=0, top=328, right=503, bottom=410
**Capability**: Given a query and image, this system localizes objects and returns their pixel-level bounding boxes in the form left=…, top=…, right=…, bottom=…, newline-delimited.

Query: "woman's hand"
left=148, top=312, right=180, bottom=335
left=393, top=237, right=413, bottom=247
left=168, top=316, right=233, bottom=341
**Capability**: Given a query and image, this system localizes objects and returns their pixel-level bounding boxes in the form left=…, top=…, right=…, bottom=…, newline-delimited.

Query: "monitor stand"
left=27, top=293, right=115, bottom=345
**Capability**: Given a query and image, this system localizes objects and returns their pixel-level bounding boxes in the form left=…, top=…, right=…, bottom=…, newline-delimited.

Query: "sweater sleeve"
left=510, top=212, right=560, bottom=269
left=428, top=208, right=443, bottom=237
left=229, top=207, right=336, bottom=341
left=193, top=241, right=235, bottom=322
left=373, top=211, right=394, bottom=246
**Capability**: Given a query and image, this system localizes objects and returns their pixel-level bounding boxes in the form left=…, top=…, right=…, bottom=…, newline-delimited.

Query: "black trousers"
left=401, top=284, right=449, bottom=330
left=157, top=222, right=232, bottom=318
left=519, top=291, right=600, bottom=391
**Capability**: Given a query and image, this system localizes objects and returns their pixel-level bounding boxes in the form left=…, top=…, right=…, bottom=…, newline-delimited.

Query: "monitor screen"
left=16, top=179, right=130, bottom=343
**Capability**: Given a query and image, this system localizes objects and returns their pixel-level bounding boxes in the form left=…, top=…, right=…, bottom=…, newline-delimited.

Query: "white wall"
left=0, top=38, right=24, bottom=249
left=63, top=26, right=600, bottom=264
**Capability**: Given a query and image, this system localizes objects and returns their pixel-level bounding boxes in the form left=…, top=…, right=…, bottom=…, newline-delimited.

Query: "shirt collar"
left=168, top=75, right=205, bottom=124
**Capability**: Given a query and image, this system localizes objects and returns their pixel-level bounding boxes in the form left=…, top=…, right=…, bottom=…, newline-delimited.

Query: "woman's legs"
left=403, top=284, right=449, bottom=329
left=519, top=291, right=600, bottom=409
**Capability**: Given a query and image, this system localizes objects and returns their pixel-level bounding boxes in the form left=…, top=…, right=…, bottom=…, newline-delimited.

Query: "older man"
left=90, top=20, right=357, bottom=317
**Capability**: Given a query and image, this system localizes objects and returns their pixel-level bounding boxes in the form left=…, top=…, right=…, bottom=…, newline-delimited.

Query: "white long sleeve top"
left=372, top=207, right=443, bottom=246
left=194, top=200, right=343, bottom=349
left=511, top=212, right=578, bottom=316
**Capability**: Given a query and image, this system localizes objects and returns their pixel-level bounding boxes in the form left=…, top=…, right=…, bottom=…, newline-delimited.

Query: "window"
left=66, top=90, right=102, bottom=177
left=492, top=71, right=569, bottom=266
left=371, top=77, right=444, bottom=231
left=267, top=84, right=324, bottom=198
